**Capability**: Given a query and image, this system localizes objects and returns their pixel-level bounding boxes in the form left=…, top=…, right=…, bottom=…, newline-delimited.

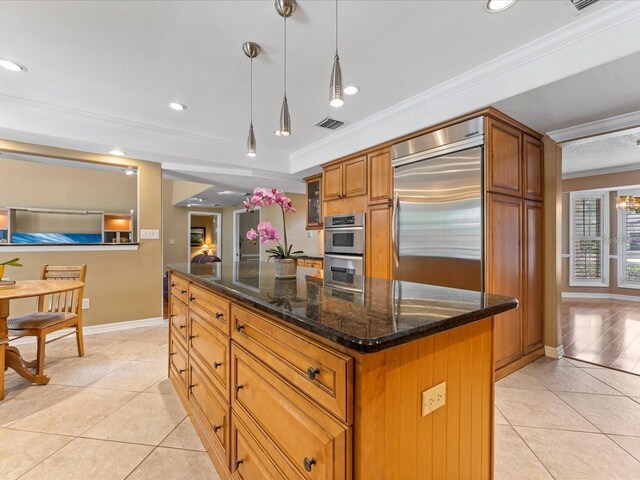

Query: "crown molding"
left=548, top=109, right=640, bottom=143
left=562, top=162, right=640, bottom=180
left=290, top=1, right=640, bottom=172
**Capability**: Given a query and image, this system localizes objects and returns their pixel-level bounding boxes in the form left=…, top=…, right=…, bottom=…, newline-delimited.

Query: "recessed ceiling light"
left=169, top=102, right=187, bottom=111
left=344, top=85, right=360, bottom=96
left=485, top=0, right=517, bottom=12
left=0, top=59, right=26, bottom=72
left=109, top=149, right=126, bottom=156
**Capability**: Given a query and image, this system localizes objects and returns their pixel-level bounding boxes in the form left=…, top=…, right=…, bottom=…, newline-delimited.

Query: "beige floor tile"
left=92, top=340, right=167, bottom=361
left=496, top=388, right=598, bottom=432
left=89, top=360, right=167, bottom=392
left=610, top=435, right=640, bottom=463
left=82, top=392, right=186, bottom=445
left=564, top=357, right=606, bottom=369
left=0, top=429, right=73, bottom=480
left=0, top=385, right=81, bottom=427
left=135, top=343, right=169, bottom=363
left=11, top=388, right=137, bottom=436
left=46, top=335, right=121, bottom=358
left=127, top=447, right=220, bottom=480
left=494, top=425, right=552, bottom=480
left=46, top=356, right=130, bottom=387
left=528, top=356, right=576, bottom=369
left=521, top=363, right=621, bottom=395
left=160, top=417, right=205, bottom=451
left=558, top=392, right=640, bottom=436
left=516, top=426, right=640, bottom=480
left=19, top=437, right=153, bottom=480
left=496, top=370, right=547, bottom=391
left=584, top=368, right=640, bottom=397
left=495, top=407, right=509, bottom=425
left=96, top=325, right=167, bottom=343
left=144, top=377, right=177, bottom=396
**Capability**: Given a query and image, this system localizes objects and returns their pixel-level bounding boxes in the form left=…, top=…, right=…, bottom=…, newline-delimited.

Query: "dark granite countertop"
left=297, top=254, right=324, bottom=260
left=168, top=262, right=518, bottom=353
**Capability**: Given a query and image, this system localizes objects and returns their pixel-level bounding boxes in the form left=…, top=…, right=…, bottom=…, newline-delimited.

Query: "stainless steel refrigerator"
left=391, top=117, right=484, bottom=291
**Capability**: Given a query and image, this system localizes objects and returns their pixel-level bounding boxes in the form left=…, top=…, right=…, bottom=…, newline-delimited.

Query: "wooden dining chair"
left=8, top=265, right=87, bottom=375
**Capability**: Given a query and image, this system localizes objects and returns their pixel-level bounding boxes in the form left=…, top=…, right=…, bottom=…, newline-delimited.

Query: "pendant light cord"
left=284, top=16, right=287, bottom=97
left=335, top=0, right=338, bottom=56
left=250, top=57, right=253, bottom=126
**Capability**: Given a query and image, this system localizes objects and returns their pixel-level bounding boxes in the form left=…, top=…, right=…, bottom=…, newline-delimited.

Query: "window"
left=618, top=190, right=640, bottom=288
left=569, top=192, right=609, bottom=287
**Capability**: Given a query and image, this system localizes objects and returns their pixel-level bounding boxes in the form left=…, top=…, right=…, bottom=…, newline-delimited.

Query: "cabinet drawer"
left=170, top=297, right=188, bottom=343
left=169, top=334, right=188, bottom=396
left=231, top=413, right=299, bottom=480
left=232, top=345, right=349, bottom=480
left=306, top=259, right=323, bottom=269
left=189, top=309, right=230, bottom=401
left=189, top=283, right=230, bottom=335
left=189, top=360, right=230, bottom=465
left=170, top=273, right=189, bottom=305
left=231, top=305, right=352, bottom=423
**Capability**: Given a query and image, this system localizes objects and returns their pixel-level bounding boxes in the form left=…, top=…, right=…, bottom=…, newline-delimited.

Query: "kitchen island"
left=167, top=262, right=517, bottom=479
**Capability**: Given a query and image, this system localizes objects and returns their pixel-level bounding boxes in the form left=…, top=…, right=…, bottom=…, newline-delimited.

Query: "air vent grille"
left=314, top=117, right=344, bottom=130
left=571, top=0, right=599, bottom=10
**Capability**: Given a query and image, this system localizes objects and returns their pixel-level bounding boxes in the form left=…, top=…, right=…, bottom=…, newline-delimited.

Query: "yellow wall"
left=0, top=140, right=162, bottom=326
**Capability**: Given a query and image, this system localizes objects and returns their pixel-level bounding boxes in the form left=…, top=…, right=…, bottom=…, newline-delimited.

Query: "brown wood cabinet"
left=523, top=134, right=544, bottom=201
left=486, top=117, right=522, bottom=197
left=367, top=149, right=392, bottom=205
left=296, top=257, right=323, bottom=269
left=323, top=155, right=367, bottom=201
left=523, top=200, right=544, bottom=354
left=168, top=272, right=496, bottom=479
left=366, top=204, right=392, bottom=280
left=304, top=174, right=323, bottom=230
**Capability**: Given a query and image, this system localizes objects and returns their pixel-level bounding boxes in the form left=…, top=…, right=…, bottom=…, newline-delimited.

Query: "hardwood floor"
left=563, top=299, right=640, bottom=374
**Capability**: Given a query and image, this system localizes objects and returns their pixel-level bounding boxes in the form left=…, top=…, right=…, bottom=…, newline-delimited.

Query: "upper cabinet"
left=305, top=174, right=323, bottom=230
left=486, top=118, right=522, bottom=197
left=367, top=149, right=392, bottom=205
left=323, top=155, right=367, bottom=201
left=523, top=134, right=544, bottom=201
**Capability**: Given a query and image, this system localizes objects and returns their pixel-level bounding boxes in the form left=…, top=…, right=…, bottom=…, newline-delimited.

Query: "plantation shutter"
left=570, top=193, right=608, bottom=286
left=620, top=206, right=640, bottom=285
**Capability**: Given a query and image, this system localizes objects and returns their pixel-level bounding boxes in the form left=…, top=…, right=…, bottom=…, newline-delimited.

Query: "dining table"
left=0, top=279, right=84, bottom=400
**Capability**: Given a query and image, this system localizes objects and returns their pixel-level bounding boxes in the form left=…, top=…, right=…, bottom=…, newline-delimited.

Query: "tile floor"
left=562, top=298, right=640, bottom=373
left=3, top=325, right=640, bottom=478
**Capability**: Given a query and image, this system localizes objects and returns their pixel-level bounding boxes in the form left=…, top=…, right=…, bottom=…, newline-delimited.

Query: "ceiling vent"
left=314, top=117, right=344, bottom=130
left=570, top=0, right=599, bottom=11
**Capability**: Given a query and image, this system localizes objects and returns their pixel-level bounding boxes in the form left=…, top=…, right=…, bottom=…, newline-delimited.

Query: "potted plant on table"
left=0, top=257, right=22, bottom=280
left=244, top=188, right=303, bottom=278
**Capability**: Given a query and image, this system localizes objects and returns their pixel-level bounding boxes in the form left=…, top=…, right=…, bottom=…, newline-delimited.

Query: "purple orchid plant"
left=244, top=188, right=303, bottom=260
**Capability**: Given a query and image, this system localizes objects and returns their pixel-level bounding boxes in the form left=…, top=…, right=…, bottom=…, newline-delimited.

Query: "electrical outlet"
left=422, top=382, right=446, bottom=417
left=307, top=231, right=315, bottom=238
left=169, top=239, right=176, bottom=245
left=140, top=229, right=160, bottom=240
left=82, top=298, right=90, bottom=310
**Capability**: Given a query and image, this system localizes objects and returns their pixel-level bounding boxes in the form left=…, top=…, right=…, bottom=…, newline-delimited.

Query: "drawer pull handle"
left=235, top=323, right=245, bottom=333
left=306, top=367, right=320, bottom=381
left=169, top=314, right=176, bottom=318
left=179, top=368, right=186, bottom=374
left=215, top=312, right=224, bottom=319
left=234, top=459, right=243, bottom=470
left=169, top=352, right=177, bottom=357
left=179, top=325, right=186, bottom=330
left=304, top=457, right=317, bottom=472
left=188, top=383, right=196, bottom=392
left=189, top=334, right=197, bottom=340
left=180, top=289, right=187, bottom=294
left=189, top=294, right=196, bottom=301
left=213, top=425, right=222, bottom=433
left=235, top=384, right=244, bottom=393
left=213, top=361, right=223, bottom=369
left=171, top=282, right=176, bottom=287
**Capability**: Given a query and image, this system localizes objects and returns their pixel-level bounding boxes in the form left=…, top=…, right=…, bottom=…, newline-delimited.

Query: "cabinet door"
left=523, top=200, right=543, bottom=353
left=305, top=175, right=323, bottom=229
left=487, top=193, right=523, bottom=369
left=368, top=149, right=392, bottom=205
left=343, top=156, right=367, bottom=198
left=323, top=164, right=343, bottom=201
left=487, top=118, right=522, bottom=197
left=366, top=205, right=392, bottom=280
left=523, top=134, right=544, bottom=201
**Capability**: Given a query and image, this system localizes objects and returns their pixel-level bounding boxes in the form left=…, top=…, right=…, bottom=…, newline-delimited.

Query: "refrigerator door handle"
left=392, top=193, right=400, bottom=268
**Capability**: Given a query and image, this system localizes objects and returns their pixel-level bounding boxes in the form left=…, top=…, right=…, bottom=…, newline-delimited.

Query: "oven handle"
left=325, top=253, right=365, bottom=262
left=392, top=193, right=400, bottom=267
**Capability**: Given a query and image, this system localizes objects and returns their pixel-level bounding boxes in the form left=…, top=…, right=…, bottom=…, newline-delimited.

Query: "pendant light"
left=243, top=42, right=261, bottom=157
left=275, top=0, right=296, bottom=136
left=329, top=0, right=344, bottom=108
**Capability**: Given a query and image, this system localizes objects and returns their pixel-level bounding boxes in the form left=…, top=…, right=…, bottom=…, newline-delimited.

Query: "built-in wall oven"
left=324, top=213, right=365, bottom=291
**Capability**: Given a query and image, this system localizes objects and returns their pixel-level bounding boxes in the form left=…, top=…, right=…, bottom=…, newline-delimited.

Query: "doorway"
left=233, top=208, right=260, bottom=262
left=187, top=212, right=221, bottom=262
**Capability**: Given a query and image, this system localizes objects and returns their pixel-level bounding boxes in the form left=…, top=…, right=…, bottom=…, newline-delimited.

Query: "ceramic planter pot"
left=274, top=258, right=297, bottom=278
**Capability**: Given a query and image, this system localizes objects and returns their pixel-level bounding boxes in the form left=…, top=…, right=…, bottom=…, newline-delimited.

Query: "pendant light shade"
left=329, top=0, right=344, bottom=108
left=243, top=41, right=261, bottom=157
left=275, top=0, right=296, bottom=137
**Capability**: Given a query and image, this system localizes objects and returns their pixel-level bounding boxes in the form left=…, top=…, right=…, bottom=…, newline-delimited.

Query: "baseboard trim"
left=562, top=292, right=640, bottom=302
left=544, top=344, right=565, bottom=359
left=9, top=317, right=167, bottom=346
left=495, top=347, right=545, bottom=381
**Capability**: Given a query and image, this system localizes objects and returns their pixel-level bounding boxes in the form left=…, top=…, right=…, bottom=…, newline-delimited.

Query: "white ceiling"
left=1, top=0, right=639, bottom=193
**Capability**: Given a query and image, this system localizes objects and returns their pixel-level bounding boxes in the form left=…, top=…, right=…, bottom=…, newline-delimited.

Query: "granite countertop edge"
left=168, top=266, right=518, bottom=354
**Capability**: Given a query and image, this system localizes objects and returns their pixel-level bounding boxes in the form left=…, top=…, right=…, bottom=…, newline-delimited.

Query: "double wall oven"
left=323, top=213, right=365, bottom=291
